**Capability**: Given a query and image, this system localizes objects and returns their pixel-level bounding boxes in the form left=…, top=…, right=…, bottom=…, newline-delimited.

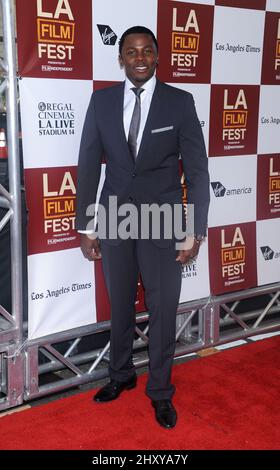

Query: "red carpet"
left=0, top=336, right=280, bottom=450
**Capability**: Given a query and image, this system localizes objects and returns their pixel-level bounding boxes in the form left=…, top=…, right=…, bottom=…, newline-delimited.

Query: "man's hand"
left=176, top=237, right=201, bottom=266
left=80, top=234, right=102, bottom=261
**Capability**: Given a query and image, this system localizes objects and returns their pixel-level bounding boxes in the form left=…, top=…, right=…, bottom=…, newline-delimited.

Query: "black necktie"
left=128, top=87, right=144, bottom=160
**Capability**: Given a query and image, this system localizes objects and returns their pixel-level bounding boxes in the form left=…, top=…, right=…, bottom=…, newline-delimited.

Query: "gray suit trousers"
left=100, top=238, right=182, bottom=401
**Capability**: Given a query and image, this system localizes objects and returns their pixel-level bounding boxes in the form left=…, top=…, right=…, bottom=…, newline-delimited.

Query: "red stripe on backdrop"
left=93, top=81, right=122, bottom=91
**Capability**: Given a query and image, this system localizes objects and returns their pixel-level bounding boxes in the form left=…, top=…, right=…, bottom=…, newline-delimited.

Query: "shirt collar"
left=124, top=75, right=156, bottom=96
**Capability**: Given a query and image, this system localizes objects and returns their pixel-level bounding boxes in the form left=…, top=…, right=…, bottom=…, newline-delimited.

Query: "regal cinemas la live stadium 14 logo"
left=157, top=1, right=214, bottom=83
left=38, top=101, right=75, bottom=136
left=209, top=85, right=259, bottom=157
left=257, top=155, right=280, bottom=220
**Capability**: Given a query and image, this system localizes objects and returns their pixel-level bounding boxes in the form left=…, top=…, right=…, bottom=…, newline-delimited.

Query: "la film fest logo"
left=275, top=18, right=280, bottom=73
left=43, top=171, right=76, bottom=241
left=209, top=85, right=259, bottom=157
left=268, top=157, right=280, bottom=213
left=157, top=1, right=213, bottom=82
left=38, top=101, right=75, bottom=136
left=171, top=7, right=200, bottom=78
left=262, top=14, right=280, bottom=83
left=221, top=227, right=245, bottom=287
left=257, top=155, right=280, bottom=220
left=211, top=181, right=252, bottom=198
left=37, top=0, right=75, bottom=71
left=222, top=89, right=248, bottom=152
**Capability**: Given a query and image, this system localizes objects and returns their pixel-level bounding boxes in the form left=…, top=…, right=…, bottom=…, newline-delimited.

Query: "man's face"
left=119, top=33, right=158, bottom=87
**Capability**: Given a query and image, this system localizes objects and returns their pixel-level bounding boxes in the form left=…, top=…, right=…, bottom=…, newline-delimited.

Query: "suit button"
left=128, top=196, right=134, bottom=202
left=132, top=173, right=136, bottom=177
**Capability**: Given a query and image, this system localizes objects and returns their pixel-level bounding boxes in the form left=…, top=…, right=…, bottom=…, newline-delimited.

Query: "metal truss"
left=0, top=0, right=22, bottom=340
left=211, top=283, right=280, bottom=345
left=24, top=298, right=208, bottom=400
left=24, top=283, right=280, bottom=402
left=0, top=341, right=24, bottom=408
left=0, top=0, right=23, bottom=410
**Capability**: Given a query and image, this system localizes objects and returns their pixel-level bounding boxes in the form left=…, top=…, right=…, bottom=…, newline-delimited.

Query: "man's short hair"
left=119, top=26, right=159, bottom=55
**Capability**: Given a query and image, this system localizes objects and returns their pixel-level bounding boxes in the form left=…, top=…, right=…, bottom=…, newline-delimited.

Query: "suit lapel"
left=135, top=79, right=163, bottom=169
left=114, top=82, right=135, bottom=166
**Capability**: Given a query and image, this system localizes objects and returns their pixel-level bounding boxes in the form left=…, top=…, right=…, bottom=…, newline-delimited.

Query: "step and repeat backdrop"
left=15, top=0, right=280, bottom=339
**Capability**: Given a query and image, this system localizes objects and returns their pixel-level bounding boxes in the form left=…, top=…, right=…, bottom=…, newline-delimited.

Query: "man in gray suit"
left=76, top=26, right=209, bottom=429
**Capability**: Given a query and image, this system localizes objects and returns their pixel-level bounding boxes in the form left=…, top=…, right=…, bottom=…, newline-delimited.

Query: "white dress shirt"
left=123, top=75, right=156, bottom=154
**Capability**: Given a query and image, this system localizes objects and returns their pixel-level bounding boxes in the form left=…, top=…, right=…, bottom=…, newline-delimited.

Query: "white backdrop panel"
left=258, top=85, right=280, bottom=155
left=266, top=0, right=280, bottom=12
left=208, top=155, right=257, bottom=227
left=211, top=6, right=265, bottom=84
left=28, top=248, right=96, bottom=339
left=179, top=238, right=210, bottom=303
left=93, top=0, right=158, bottom=81
left=257, top=219, right=280, bottom=286
left=168, top=83, right=211, bottom=154
left=19, top=78, right=93, bottom=169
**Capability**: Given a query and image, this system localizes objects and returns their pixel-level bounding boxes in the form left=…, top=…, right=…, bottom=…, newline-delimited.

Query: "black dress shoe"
left=93, top=375, right=137, bottom=403
left=151, top=399, right=177, bottom=429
